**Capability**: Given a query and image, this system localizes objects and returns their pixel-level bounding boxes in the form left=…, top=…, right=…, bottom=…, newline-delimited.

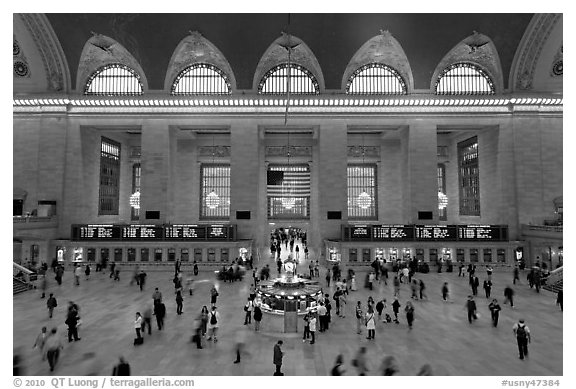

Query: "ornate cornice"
left=18, top=14, right=70, bottom=92
left=512, top=14, right=561, bottom=91
left=266, top=146, right=312, bottom=157
left=348, top=146, right=380, bottom=158
left=198, top=146, right=231, bottom=157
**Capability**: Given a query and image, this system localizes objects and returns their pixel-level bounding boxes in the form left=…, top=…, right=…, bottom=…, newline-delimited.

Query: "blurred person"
left=513, top=265, right=520, bottom=285
left=381, top=355, right=399, bottom=376
left=142, top=306, right=152, bottom=335
left=419, top=279, right=427, bottom=300
left=441, top=282, right=449, bottom=302
left=471, top=275, right=479, bottom=296
left=44, top=327, right=63, bottom=371
left=331, top=354, right=345, bottom=376
left=138, top=270, right=147, bottom=291
left=65, top=303, right=81, bottom=342
left=352, top=346, right=369, bottom=376
left=417, top=363, right=433, bottom=376
left=244, top=297, right=254, bottom=325
left=233, top=327, right=248, bottom=364
left=392, top=297, right=401, bottom=323
left=74, top=265, right=82, bottom=286
left=210, top=284, right=219, bottom=307
left=393, top=275, right=401, bottom=297
left=134, top=312, right=143, bottom=340
left=84, top=264, right=91, bottom=280
left=152, top=287, right=162, bottom=305
left=199, top=306, right=209, bottom=336
left=375, top=299, right=385, bottom=321
left=556, top=290, right=563, bottom=311
left=308, top=313, right=317, bottom=344
left=504, top=286, right=515, bottom=308
left=483, top=279, right=492, bottom=298
left=32, top=326, right=47, bottom=360
left=112, top=356, right=130, bottom=375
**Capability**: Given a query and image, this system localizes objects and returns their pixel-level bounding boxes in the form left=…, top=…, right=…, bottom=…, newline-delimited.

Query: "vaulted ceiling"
left=45, top=13, right=534, bottom=91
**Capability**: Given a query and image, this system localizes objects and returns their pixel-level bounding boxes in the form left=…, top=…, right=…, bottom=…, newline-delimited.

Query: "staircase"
left=542, top=265, right=563, bottom=293
left=543, top=279, right=563, bottom=293
left=13, top=277, right=32, bottom=294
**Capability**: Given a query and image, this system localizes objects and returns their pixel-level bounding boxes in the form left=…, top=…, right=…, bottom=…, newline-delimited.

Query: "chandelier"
left=438, top=191, right=448, bottom=209
left=129, top=190, right=140, bottom=209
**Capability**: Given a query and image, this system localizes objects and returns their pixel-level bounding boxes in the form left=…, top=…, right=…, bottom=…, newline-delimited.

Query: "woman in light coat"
left=365, top=306, right=376, bottom=340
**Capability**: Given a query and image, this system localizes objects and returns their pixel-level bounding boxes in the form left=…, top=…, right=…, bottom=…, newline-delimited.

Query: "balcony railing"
left=13, top=215, right=57, bottom=229
left=521, top=224, right=563, bottom=233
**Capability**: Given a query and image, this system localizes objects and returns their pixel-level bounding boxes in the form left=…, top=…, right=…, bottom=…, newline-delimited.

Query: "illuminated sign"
left=71, top=224, right=235, bottom=241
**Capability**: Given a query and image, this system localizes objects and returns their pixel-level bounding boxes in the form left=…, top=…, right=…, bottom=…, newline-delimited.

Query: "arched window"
left=435, top=63, right=495, bottom=95
left=346, top=63, right=407, bottom=95
left=171, top=63, right=231, bottom=95
left=84, top=64, right=143, bottom=96
left=258, top=64, right=319, bottom=95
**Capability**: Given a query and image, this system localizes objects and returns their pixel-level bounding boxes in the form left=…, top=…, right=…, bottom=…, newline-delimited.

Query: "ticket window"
left=194, top=248, right=203, bottom=262
left=497, top=249, right=506, bottom=263
left=457, top=248, right=465, bottom=262
left=375, top=248, right=384, bottom=261
left=470, top=249, right=479, bottom=262
left=87, top=248, right=96, bottom=262
left=101, top=248, right=110, bottom=264
left=389, top=249, right=398, bottom=261
left=154, top=248, right=163, bottom=262
left=221, top=248, right=229, bottom=262
left=207, top=248, right=216, bottom=262
left=140, top=248, right=149, bottom=262
left=114, top=248, right=123, bottom=262
left=181, top=249, right=189, bottom=262
left=483, top=248, right=492, bottom=263
left=442, top=249, right=451, bottom=261
left=168, top=248, right=176, bottom=262
left=349, top=248, right=358, bottom=262
left=429, top=248, right=438, bottom=263
left=403, top=249, right=411, bottom=261
left=415, top=249, right=424, bottom=261
left=362, top=248, right=371, bottom=262
left=127, top=248, right=136, bottom=262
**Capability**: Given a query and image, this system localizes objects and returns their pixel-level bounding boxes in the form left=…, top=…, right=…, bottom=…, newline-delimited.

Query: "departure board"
left=372, top=225, right=414, bottom=241
left=350, top=225, right=372, bottom=240
left=207, top=225, right=228, bottom=240
left=415, top=225, right=458, bottom=241
left=74, top=225, right=121, bottom=240
left=121, top=225, right=163, bottom=240
left=458, top=225, right=506, bottom=241
left=164, top=225, right=206, bottom=240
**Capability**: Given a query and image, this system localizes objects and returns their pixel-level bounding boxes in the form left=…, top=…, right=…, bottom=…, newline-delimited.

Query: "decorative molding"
left=164, top=31, right=237, bottom=92
left=513, top=14, right=561, bottom=90
left=77, top=33, right=148, bottom=93
left=348, top=146, right=380, bottom=158
left=550, top=45, right=563, bottom=77
left=252, top=34, right=325, bottom=92
left=198, top=146, right=231, bottom=157
left=18, top=14, right=70, bottom=92
left=266, top=146, right=312, bottom=157
left=342, top=30, right=414, bottom=93
left=431, top=31, right=504, bottom=94
left=13, top=37, right=31, bottom=78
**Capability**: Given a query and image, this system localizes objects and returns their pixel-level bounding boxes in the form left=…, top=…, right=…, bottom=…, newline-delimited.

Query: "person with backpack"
left=47, top=293, right=57, bottom=319
left=243, top=298, right=254, bottom=325
left=513, top=319, right=531, bottom=360
left=207, top=306, right=220, bottom=342
left=488, top=299, right=502, bottom=327
left=355, top=301, right=363, bottom=334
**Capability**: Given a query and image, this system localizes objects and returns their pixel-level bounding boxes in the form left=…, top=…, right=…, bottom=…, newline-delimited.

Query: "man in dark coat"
left=273, top=340, right=284, bottom=376
left=465, top=295, right=477, bottom=323
left=471, top=276, right=480, bottom=296
left=154, top=302, right=166, bottom=330
left=112, top=357, right=131, bottom=376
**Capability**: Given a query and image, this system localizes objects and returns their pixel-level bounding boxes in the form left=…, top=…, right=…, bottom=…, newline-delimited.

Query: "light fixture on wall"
left=207, top=133, right=220, bottom=209
left=438, top=191, right=448, bottom=209
left=129, top=190, right=140, bottom=209
left=357, top=133, right=372, bottom=209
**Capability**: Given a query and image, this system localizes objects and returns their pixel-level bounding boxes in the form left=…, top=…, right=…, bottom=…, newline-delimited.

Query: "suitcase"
left=134, top=337, right=144, bottom=346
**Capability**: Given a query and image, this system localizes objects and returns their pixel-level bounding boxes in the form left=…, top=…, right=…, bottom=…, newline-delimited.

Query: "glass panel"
left=347, top=164, right=377, bottom=220
left=346, top=63, right=407, bottom=95
left=470, top=249, right=479, bottom=262
left=267, top=164, right=311, bottom=219
left=221, top=248, right=229, bottom=262
left=168, top=248, right=176, bottom=261
left=483, top=248, right=492, bottom=262
left=181, top=249, right=189, bottom=262
left=127, top=248, right=136, bottom=262
left=140, top=248, right=149, bottom=262
left=258, top=63, right=319, bottom=95
left=194, top=248, right=203, bottom=262
left=85, top=64, right=143, bottom=96
left=349, top=248, right=358, bottom=262
left=114, top=248, right=122, bottom=262
left=435, top=62, right=495, bottom=95
left=171, top=63, right=231, bottom=95
left=207, top=248, right=216, bottom=262
left=200, top=164, right=231, bottom=219
left=154, top=248, right=162, bottom=262
left=458, top=137, right=480, bottom=216
left=99, top=137, right=121, bottom=215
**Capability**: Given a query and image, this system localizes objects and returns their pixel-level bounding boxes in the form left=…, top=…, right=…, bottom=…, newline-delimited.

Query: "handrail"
left=13, top=262, right=33, bottom=275
left=13, top=262, right=34, bottom=284
left=545, top=266, right=563, bottom=285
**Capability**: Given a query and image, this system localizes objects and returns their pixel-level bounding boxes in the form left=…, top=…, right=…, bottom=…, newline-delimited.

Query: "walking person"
left=368, top=271, right=375, bottom=290
left=39, top=274, right=48, bottom=299
left=193, top=261, right=199, bottom=276
left=325, top=269, right=331, bottom=287
left=32, top=327, right=47, bottom=361
left=504, top=286, right=515, bottom=308
left=489, top=299, right=502, bottom=327
left=331, top=354, right=346, bottom=376
left=411, top=279, right=419, bottom=299
left=207, top=306, right=220, bottom=342
left=355, top=301, right=363, bottom=334
left=365, top=306, right=376, bottom=339
left=253, top=303, right=263, bottom=331
left=273, top=340, right=284, bottom=376
left=513, top=319, right=531, bottom=360
left=152, top=288, right=162, bottom=306
left=210, top=284, right=219, bottom=307
left=199, top=306, right=209, bottom=337
left=47, top=293, right=57, bottom=319
left=65, top=305, right=81, bottom=342
left=405, top=301, right=415, bottom=329
left=419, top=279, right=427, bottom=300
left=154, top=300, right=166, bottom=330
left=295, top=245, right=300, bottom=260
left=353, top=346, right=369, bottom=376
left=392, top=297, right=401, bottom=323
left=393, top=275, right=401, bottom=297
left=243, top=298, right=254, bottom=325
left=304, top=246, right=309, bottom=260
left=55, top=265, right=63, bottom=285
left=138, top=270, right=147, bottom=291
left=486, top=265, right=493, bottom=282
left=233, top=327, right=248, bottom=364
left=381, top=356, right=399, bottom=376
left=483, top=279, right=492, bottom=298
left=556, top=290, right=563, bottom=311
left=465, top=295, right=477, bottom=324
left=73, top=265, right=82, bottom=286
left=142, top=306, right=152, bottom=335
left=134, top=312, right=143, bottom=341
left=317, top=302, right=328, bottom=332
left=308, top=313, right=317, bottom=344
left=513, top=266, right=520, bottom=285
left=112, top=357, right=131, bottom=376
left=375, top=299, right=385, bottom=321
left=441, top=282, right=449, bottom=302
left=302, top=311, right=311, bottom=342
left=84, top=264, right=91, bottom=280
left=175, top=290, right=184, bottom=315
left=471, top=275, right=479, bottom=296
left=44, top=328, right=63, bottom=372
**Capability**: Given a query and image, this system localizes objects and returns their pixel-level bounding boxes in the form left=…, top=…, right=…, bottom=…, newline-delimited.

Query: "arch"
left=258, top=63, right=319, bottom=95
left=346, top=63, right=407, bottom=95
left=253, top=33, right=325, bottom=93
left=342, top=30, right=414, bottom=93
left=435, top=62, right=495, bottom=95
left=509, top=13, right=562, bottom=92
left=164, top=31, right=237, bottom=93
left=171, top=63, right=231, bottom=95
left=430, top=31, right=503, bottom=94
left=84, top=63, right=143, bottom=96
left=13, top=14, right=71, bottom=93
left=77, top=33, right=148, bottom=94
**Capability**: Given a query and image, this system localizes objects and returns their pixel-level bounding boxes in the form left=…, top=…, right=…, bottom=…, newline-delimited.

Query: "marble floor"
left=13, top=245, right=562, bottom=376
